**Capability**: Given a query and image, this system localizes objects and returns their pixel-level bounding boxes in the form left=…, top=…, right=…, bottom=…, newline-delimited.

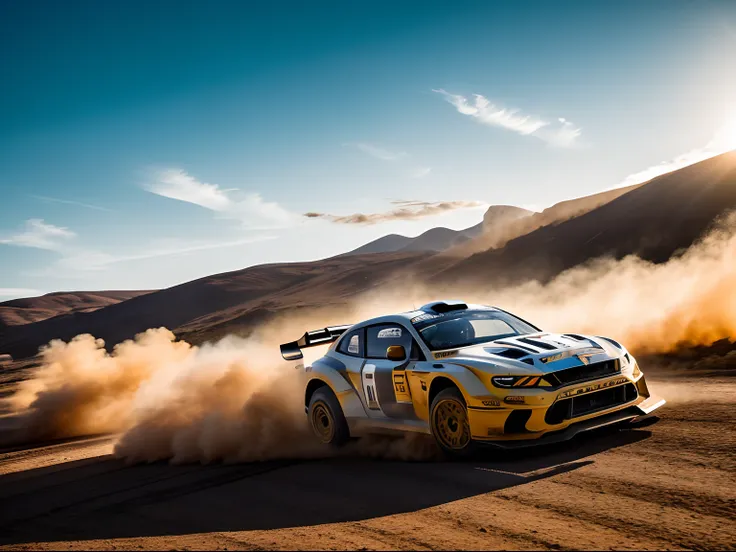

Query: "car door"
left=333, top=327, right=371, bottom=406
left=363, top=323, right=421, bottom=420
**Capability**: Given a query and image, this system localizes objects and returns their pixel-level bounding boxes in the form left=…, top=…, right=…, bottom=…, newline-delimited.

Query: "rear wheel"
left=430, top=387, right=476, bottom=458
left=308, top=386, right=350, bottom=447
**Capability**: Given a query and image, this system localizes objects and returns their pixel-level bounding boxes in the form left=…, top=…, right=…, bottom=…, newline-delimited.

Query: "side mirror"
left=386, top=345, right=406, bottom=361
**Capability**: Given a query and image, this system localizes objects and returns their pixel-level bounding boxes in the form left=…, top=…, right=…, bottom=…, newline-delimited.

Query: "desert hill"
left=0, top=290, right=154, bottom=329
left=346, top=206, right=533, bottom=257
left=344, top=223, right=484, bottom=256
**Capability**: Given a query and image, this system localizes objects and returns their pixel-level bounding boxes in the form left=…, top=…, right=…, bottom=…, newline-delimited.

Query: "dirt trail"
left=0, top=376, right=734, bottom=551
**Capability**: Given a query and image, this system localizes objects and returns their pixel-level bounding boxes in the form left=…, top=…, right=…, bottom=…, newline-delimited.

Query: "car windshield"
left=414, top=310, right=539, bottom=351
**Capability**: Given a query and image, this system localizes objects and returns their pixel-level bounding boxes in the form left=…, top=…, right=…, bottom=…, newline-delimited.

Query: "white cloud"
left=537, top=119, right=582, bottom=148
left=55, top=235, right=276, bottom=272
left=31, top=195, right=112, bottom=212
left=0, top=219, right=76, bottom=250
left=433, top=89, right=582, bottom=147
left=0, top=288, right=43, bottom=298
left=410, top=166, right=432, bottom=179
left=350, top=143, right=407, bottom=161
left=147, top=169, right=233, bottom=211
left=617, top=116, right=736, bottom=188
left=146, top=169, right=293, bottom=228
left=225, top=193, right=294, bottom=229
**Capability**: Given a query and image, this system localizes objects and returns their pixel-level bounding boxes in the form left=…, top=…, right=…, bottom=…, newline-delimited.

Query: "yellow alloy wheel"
left=433, top=398, right=471, bottom=450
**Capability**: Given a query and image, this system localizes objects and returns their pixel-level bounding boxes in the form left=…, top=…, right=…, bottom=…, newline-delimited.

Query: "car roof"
left=350, top=301, right=500, bottom=329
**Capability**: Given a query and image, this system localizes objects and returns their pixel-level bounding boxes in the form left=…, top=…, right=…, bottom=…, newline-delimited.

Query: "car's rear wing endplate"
left=280, top=325, right=352, bottom=361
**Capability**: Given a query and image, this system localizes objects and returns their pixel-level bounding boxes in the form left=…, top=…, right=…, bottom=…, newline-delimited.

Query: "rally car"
left=280, top=300, right=665, bottom=456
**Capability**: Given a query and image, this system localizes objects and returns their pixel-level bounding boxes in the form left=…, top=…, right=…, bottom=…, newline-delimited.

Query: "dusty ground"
left=0, top=376, right=734, bottom=551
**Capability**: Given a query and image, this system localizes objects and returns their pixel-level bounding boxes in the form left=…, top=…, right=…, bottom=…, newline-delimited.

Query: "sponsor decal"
left=434, top=350, right=458, bottom=359
left=482, top=399, right=501, bottom=407
left=558, top=376, right=628, bottom=399
left=392, top=372, right=412, bottom=403
left=411, top=313, right=441, bottom=324
left=377, top=327, right=402, bottom=339
left=504, top=396, right=525, bottom=404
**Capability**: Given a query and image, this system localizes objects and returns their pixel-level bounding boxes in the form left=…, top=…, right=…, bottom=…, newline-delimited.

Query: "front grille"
left=549, top=359, right=620, bottom=387
left=572, top=385, right=625, bottom=417
left=544, top=383, right=638, bottom=425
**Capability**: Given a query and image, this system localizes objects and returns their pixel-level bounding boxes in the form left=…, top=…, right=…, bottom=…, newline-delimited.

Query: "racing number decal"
left=362, top=363, right=413, bottom=412
left=362, top=364, right=380, bottom=410
left=392, top=370, right=412, bottom=404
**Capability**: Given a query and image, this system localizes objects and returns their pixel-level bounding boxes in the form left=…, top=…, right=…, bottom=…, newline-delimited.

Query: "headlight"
left=631, top=359, right=641, bottom=378
left=492, top=375, right=546, bottom=388
left=621, top=353, right=642, bottom=377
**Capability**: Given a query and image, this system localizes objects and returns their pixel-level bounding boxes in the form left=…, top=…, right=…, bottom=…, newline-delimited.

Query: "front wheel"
left=430, top=387, right=477, bottom=458
left=308, top=386, right=350, bottom=447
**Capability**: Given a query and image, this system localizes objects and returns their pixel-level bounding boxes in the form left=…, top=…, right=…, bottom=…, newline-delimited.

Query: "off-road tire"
left=308, top=386, right=350, bottom=447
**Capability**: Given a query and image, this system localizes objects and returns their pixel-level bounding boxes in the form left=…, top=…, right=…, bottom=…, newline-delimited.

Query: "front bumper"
left=473, top=395, right=665, bottom=449
left=467, top=373, right=665, bottom=444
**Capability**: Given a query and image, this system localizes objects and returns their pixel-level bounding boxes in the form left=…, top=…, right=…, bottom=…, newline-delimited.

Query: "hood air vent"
left=518, top=337, right=557, bottom=351
left=496, top=340, right=537, bottom=353
left=485, top=347, right=529, bottom=360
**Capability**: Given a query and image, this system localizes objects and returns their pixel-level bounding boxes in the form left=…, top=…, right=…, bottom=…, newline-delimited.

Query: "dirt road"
left=1, top=376, right=734, bottom=551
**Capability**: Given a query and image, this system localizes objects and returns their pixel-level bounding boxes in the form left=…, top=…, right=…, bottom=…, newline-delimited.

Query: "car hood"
left=432, top=332, right=624, bottom=375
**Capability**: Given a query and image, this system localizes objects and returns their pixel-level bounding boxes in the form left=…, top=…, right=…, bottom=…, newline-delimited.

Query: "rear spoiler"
left=280, top=325, right=352, bottom=361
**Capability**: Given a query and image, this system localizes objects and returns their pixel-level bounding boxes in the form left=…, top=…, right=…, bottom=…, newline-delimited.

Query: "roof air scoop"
left=420, top=300, right=468, bottom=314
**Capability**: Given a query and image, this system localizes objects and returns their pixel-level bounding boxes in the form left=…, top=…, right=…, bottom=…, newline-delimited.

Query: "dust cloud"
left=5, top=328, right=326, bottom=463
left=3, top=214, right=736, bottom=463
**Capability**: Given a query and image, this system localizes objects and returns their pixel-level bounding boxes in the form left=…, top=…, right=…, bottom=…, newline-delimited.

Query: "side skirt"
left=347, top=417, right=432, bottom=438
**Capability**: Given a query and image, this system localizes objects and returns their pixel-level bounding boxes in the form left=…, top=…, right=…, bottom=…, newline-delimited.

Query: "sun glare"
left=701, top=112, right=736, bottom=155
left=714, top=113, right=736, bottom=151
left=724, top=117, right=736, bottom=150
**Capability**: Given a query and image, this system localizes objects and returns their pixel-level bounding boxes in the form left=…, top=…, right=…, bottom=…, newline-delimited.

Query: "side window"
left=337, top=329, right=363, bottom=357
left=410, top=340, right=426, bottom=361
left=366, top=324, right=413, bottom=359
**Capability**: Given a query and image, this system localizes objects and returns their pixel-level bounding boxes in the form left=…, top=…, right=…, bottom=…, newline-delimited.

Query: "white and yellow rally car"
left=280, top=300, right=665, bottom=457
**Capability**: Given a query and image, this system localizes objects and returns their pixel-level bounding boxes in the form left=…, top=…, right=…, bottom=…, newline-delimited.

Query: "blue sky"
left=1, top=0, right=736, bottom=298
